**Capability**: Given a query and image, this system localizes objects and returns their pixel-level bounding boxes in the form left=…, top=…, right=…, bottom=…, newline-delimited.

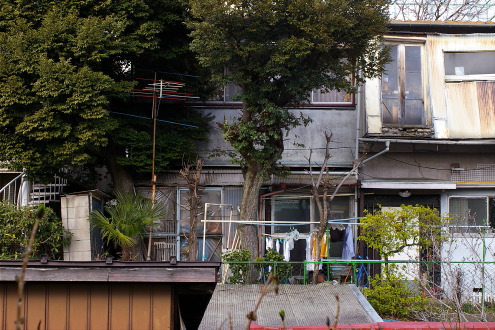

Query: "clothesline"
left=200, top=217, right=363, bottom=226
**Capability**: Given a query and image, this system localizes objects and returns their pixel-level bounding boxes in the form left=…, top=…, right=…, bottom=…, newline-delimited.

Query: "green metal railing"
left=220, top=259, right=495, bottom=303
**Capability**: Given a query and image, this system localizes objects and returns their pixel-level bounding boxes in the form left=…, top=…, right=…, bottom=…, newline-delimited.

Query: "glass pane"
left=405, top=46, right=421, bottom=73
left=445, top=52, right=495, bottom=76
left=224, top=83, right=242, bottom=101
left=382, top=45, right=399, bottom=124
left=404, top=100, right=424, bottom=125
left=273, top=198, right=310, bottom=233
left=405, top=72, right=422, bottom=99
left=312, top=88, right=350, bottom=103
left=382, top=97, right=399, bottom=124
left=179, top=189, right=222, bottom=234
left=449, top=197, right=488, bottom=233
left=381, top=45, right=398, bottom=96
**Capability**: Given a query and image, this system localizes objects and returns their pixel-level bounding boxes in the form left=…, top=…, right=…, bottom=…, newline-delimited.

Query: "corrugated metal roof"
left=199, top=284, right=381, bottom=329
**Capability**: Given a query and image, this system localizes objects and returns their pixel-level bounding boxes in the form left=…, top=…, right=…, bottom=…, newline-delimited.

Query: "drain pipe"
left=361, top=140, right=390, bottom=165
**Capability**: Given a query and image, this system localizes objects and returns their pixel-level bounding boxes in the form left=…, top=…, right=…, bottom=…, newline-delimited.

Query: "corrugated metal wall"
left=1, top=282, right=172, bottom=330
left=445, top=81, right=495, bottom=138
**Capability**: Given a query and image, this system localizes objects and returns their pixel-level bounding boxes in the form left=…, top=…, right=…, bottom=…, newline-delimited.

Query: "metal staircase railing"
left=30, top=175, right=67, bottom=206
left=0, top=172, right=24, bottom=205
left=0, top=172, right=67, bottom=206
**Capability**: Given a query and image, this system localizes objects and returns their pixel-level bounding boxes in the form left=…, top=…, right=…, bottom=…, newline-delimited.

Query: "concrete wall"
left=360, top=150, right=495, bottom=182
left=194, top=106, right=358, bottom=168
left=61, top=194, right=92, bottom=261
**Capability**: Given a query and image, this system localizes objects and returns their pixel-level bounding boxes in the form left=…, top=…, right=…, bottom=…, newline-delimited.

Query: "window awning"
left=361, top=180, right=456, bottom=190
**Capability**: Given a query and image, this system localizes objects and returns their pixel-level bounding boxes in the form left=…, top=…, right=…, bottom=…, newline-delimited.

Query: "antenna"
left=131, top=73, right=199, bottom=261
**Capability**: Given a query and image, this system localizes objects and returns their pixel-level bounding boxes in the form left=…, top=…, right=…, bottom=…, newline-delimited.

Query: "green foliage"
left=0, top=1, right=162, bottom=181
left=222, top=248, right=251, bottom=284
left=0, top=0, right=213, bottom=186
left=255, top=248, right=292, bottom=283
left=89, top=191, right=165, bottom=260
left=110, top=103, right=213, bottom=174
left=363, top=266, right=438, bottom=320
left=188, top=0, right=390, bottom=170
left=0, top=203, right=72, bottom=260
left=358, top=205, right=451, bottom=260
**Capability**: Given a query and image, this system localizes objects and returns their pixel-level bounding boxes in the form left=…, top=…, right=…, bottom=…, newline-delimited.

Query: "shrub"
left=255, top=248, right=292, bottom=283
left=0, top=203, right=72, bottom=260
left=363, top=266, right=437, bottom=320
left=222, top=249, right=251, bottom=284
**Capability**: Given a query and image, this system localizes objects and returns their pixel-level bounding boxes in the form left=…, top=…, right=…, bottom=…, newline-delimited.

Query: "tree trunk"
left=99, top=147, right=135, bottom=193
left=238, top=161, right=266, bottom=260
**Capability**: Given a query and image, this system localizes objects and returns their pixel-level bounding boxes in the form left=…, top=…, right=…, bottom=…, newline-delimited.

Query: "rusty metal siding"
left=0, top=282, right=172, bottom=330
left=427, top=35, right=495, bottom=139
left=445, top=81, right=495, bottom=138
left=478, top=82, right=495, bottom=137
left=445, top=82, right=481, bottom=138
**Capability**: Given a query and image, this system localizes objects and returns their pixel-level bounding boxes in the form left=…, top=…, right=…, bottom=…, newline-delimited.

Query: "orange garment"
left=312, top=235, right=328, bottom=258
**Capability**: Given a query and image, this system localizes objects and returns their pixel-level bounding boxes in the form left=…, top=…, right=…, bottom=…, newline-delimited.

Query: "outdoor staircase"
left=0, top=172, right=67, bottom=206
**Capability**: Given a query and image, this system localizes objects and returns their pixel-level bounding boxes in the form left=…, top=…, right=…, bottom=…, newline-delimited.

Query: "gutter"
left=360, top=138, right=495, bottom=145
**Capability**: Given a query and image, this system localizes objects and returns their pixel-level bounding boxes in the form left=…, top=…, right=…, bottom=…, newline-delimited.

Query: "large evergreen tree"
left=0, top=0, right=212, bottom=191
left=187, top=0, right=390, bottom=257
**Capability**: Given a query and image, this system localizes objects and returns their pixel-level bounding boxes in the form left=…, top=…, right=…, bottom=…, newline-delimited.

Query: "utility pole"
left=133, top=75, right=198, bottom=261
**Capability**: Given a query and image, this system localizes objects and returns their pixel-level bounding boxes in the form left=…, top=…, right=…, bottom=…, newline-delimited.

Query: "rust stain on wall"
left=477, top=82, right=495, bottom=137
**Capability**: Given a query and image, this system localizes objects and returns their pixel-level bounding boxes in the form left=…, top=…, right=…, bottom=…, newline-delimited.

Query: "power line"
left=109, top=111, right=199, bottom=128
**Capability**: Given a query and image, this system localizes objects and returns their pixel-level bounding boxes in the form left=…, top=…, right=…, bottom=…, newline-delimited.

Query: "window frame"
left=381, top=42, right=427, bottom=127
left=444, top=51, right=495, bottom=82
left=447, top=196, right=493, bottom=235
left=207, top=79, right=356, bottom=106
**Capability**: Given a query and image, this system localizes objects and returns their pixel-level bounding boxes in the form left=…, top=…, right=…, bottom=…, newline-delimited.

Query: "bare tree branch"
left=390, top=0, right=495, bottom=21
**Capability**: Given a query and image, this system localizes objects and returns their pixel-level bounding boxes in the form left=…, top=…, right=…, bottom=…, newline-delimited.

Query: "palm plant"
left=89, top=191, right=165, bottom=260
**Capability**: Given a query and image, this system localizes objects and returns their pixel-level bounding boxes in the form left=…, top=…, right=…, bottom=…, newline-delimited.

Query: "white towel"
left=341, top=225, right=355, bottom=260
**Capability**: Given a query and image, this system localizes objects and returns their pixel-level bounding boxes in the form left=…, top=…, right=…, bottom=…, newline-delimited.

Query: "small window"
left=311, top=87, right=352, bottom=104
left=381, top=44, right=425, bottom=126
left=449, top=197, right=489, bottom=233
left=444, top=52, right=495, bottom=81
left=211, top=83, right=353, bottom=104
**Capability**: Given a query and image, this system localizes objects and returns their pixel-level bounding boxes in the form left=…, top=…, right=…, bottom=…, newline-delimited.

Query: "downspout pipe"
left=361, top=140, right=390, bottom=165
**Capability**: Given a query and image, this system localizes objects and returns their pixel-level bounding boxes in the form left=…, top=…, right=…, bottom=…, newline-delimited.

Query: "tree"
left=89, top=191, right=166, bottom=260
left=0, top=0, right=213, bottom=192
left=390, top=0, right=495, bottom=21
left=0, top=1, right=157, bottom=182
left=358, top=205, right=451, bottom=264
left=179, top=158, right=204, bottom=261
left=187, top=0, right=390, bottom=257
left=308, top=132, right=361, bottom=283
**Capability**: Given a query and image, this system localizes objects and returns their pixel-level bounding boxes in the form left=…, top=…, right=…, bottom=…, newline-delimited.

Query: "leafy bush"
left=362, top=266, right=437, bottom=320
left=89, top=192, right=165, bottom=260
left=255, top=248, right=292, bottom=283
left=222, top=249, right=251, bottom=284
left=0, top=203, right=72, bottom=260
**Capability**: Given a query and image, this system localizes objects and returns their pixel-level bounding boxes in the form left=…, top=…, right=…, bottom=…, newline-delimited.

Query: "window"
left=444, top=52, right=495, bottom=82
left=211, top=83, right=353, bottom=104
left=311, top=87, right=352, bottom=104
left=448, top=197, right=494, bottom=233
left=381, top=44, right=424, bottom=126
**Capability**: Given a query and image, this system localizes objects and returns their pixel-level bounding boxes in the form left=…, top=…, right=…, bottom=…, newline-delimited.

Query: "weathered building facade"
left=359, top=22, right=495, bottom=297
